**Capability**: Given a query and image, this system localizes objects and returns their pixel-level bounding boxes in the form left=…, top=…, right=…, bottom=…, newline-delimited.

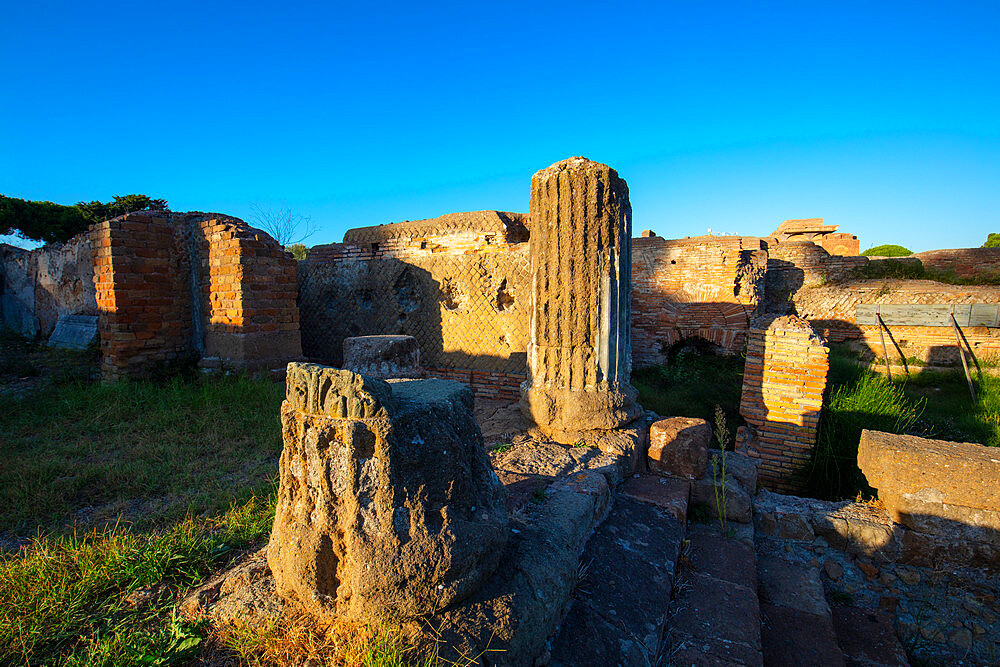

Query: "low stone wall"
left=858, top=430, right=1000, bottom=568
left=631, top=235, right=765, bottom=364
left=913, top=247, right=1000, bottom=280
left=739, top=314, right=829, bottom=493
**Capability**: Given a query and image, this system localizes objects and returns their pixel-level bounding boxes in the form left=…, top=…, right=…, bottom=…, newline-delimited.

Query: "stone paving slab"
left=831, top=605, right=908, bottom=667
left=757, top=554, right=831, bottom=617
left=550, top=494, right=685, bottom=665
left=620, top=473, right=689, bottom=522
left=664, top=522, right=762, bottom=666
left=760, top=603, right=845, bottom=667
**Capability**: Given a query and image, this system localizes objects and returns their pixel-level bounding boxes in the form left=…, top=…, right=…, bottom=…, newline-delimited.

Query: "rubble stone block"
left=342, top=334, right=423, bottom=379
left=47, top=314, right=99, bottom=349
left=267, top=363, right=507, bottom=623
left=708, top=448, right=759, bottom=492
left=648, top=417, right=711, bottom=479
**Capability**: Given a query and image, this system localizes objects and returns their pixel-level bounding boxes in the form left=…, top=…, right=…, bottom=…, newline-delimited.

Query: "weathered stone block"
left=268, top=363, right=507, bottom=623
left=859, top=430, right=1000, bottom=546
left=47, top=314, right=98, bottom=349
left=342, top=334, right=422, bottom=379
left=692, top=473, right=752, bottom=523
left=708, top=448, right=759, bottom=493
left=648, top=417, right=711, bottom=480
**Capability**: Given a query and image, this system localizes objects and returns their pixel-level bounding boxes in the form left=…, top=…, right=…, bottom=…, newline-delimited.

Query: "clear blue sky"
left=2, top=1, right=998, bottom=252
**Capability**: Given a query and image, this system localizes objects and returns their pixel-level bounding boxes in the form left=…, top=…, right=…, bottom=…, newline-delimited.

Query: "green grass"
left=806, top=351, right=1000, bottom=499
left=0, top=344, right=453, bottom=665
left=633, top=352, right=746, bottom=446
left=0, top=373, right=284, bottom=536
left=0, top=496, right=274, bottom=665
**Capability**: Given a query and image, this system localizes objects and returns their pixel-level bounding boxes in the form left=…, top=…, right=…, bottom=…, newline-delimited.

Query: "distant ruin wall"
left=1, top=234, right=96, bottom=338
left=300, top=221, right=775, bottom=397
left=794, top=281, right=1000, bottom=364
left=632, top=235, right=766, bottom=364
left=1, top=212, right=302, bottom=380
left=912, top=247, right=1000, bottom=280
left=300, top=212, right=532, bottom=398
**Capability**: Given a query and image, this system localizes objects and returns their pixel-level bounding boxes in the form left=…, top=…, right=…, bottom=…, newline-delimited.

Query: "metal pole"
left=951, top=307, right=976, bottom=402
left=876, top=305, right=892, bottom=381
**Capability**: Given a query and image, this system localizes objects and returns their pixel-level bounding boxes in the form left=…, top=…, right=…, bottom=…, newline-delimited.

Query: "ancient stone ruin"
left=5, top=155, right=1000, bottom=663
left=520, top=157, right=642, bottom=442
left=268, top=363, right=507, bottom=623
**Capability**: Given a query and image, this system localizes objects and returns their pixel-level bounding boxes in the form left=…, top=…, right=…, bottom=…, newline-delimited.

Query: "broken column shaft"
left=521, top=157, right=641, bottom=441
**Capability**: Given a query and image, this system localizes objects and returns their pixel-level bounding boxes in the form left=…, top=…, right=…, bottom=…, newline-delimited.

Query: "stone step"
left=548, top=474, right=688, bottom=666
left=664, top=522, right=763, bottom=666
left=756, top=553, right=846, bottom=666
left=831, top=605, right=909, bottom=667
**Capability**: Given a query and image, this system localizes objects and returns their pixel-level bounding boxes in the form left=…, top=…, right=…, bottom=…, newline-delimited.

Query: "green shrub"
left=861, top=244, right=913, bottom=257
left=983, top=233, right=1000, bottom=248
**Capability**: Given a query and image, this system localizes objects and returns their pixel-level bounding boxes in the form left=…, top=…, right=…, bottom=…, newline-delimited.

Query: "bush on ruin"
left=861, top=244, right=913, bottom=257
left=984, top=233, right=1000, bottom=248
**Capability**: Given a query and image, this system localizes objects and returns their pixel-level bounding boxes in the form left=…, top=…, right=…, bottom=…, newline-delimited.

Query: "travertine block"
left=648, top=417, right=711, bottom=480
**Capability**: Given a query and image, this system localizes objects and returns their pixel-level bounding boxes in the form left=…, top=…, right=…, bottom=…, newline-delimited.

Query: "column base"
left=520, top=382, right=643, bottom=444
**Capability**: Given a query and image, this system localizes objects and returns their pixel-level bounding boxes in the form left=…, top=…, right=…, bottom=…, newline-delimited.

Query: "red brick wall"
left=91, top=214, right=193, bottom=379
left=424, top=367, right=525, bottom=402
left=739, top=315, right=829, bottom=493
left=198, top=218, right=301, bottom=367
left=91, top=212, right=300, bottom=380
left=631, top=235, right=766, bottom=364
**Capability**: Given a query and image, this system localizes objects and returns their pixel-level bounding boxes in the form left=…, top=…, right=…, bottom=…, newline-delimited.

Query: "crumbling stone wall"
left=0, top=234, right=96, bottom=338
left=301, top=211, right=531, bottom=399
left=632, top=235, right=766, bottom=364
left=739, top=314, right=829, bottom=493
left=91, top=211, right=300, bottom=379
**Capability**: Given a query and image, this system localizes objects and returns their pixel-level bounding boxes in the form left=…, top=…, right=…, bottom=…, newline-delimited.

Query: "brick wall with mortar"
left=195, top=217, right=301, bottom=369
left=301, top=211, right=531, bottom=399
left=794, top=281, right=1000, bottom=364
left=91, top=212, right=300, bottom=380
left=739, top=314, right=829, bottom=493
left=90, top=214, right=193, bottom=379
left=632, top=235, right=767, bottom=364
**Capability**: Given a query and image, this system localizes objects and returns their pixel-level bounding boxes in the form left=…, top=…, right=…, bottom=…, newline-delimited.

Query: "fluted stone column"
left=520, top=157, right=641, bottom=441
